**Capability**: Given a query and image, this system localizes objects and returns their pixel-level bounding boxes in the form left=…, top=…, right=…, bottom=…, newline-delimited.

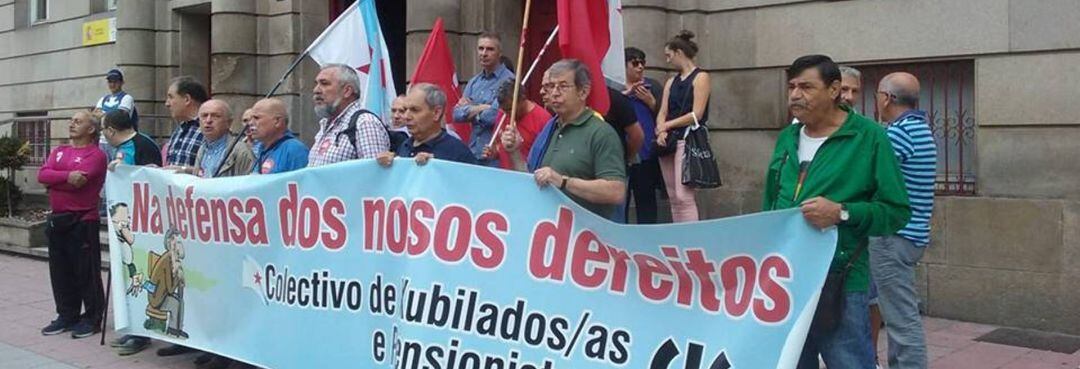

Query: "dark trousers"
left=47, top=218, right=104, bottom=325
left=627, top=157, right=663, bottom=224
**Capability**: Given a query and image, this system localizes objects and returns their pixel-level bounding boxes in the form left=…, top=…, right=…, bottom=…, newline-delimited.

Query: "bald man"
left=173, top=100, right=255, bottom=178
left=870, top=72, right=935, bottom=369
left=249, top=99, right=309, bottom=174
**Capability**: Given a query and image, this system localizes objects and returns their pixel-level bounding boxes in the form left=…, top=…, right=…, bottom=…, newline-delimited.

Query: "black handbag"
left=811, top=242, right=868, bottom=332
left=654, top=128, right=681, bottom=157
left=680, top=122, right=721, bottom=189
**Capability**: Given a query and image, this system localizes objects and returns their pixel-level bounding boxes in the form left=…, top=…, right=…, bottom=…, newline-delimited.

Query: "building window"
left=12, top=112, right=50, bottom=166
left=29, top=0, right=47, bottom=23
left=853, top=60, right=977, bottom=195
left=107, top=0, right=117, bottom=10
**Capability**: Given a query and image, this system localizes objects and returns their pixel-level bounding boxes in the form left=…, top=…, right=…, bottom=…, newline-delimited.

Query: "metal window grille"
left=854, top=60, right=977, bottom=195
left=11, top=116, right=52, bottom=166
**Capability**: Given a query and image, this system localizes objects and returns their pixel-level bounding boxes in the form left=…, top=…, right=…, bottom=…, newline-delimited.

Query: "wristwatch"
left=560, top=176, right=570, bottom=190
left=839, top=204, right=850, bottom=223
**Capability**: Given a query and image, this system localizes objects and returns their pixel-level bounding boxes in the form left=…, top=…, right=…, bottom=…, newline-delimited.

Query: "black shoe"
left=70, top=321, right=100, bottom=339
left=109, top=334, right=133, bottom=348
left=115, top=336, right=150, bottom=356
left=194, top=352, right=215, bottom=365
left=166, top=327, right=190, bottom=339
left=199, top=355, right=234, bottom=369
left=157, top=344, right=196, bottom=356
left=40, top=318, right=76, bottom=336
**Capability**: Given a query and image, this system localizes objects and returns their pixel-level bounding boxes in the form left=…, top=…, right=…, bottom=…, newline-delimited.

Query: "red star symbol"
left=253, top=272, right=261, bottom=285
left=354, top=46, right=387, bottom=87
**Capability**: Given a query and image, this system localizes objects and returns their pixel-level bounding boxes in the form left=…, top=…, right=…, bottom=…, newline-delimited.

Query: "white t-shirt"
left=798, top=126, right=828, bottom=163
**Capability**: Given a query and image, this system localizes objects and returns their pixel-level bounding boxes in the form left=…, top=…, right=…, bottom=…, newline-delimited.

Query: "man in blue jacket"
left=249, top=98, right=309, bottom=174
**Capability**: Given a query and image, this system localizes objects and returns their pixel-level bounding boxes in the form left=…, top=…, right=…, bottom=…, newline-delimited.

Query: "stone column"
left=115, top=0, right=162, bottom=133
left=210, top=0, right=258, bottom=130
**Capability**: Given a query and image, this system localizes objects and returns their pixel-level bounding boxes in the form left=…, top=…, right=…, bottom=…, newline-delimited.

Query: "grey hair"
left=410, top=83, right=447, bottom=111
left=323, top=64, right=362, bottom=98
left=839, top=66, right=862, bottom=82
left=202, top=100, right=233, bottom=122
left=880, top=76, right=919, bottom=108
left=547, top=59, right=592, bottom=89
left=72, top=111, right=101, bottom=136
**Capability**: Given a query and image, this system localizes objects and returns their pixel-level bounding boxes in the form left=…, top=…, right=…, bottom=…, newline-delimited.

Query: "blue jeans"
left=797, top=291, right=875, bottom=369
left=870, top=235, right=928, bottom=369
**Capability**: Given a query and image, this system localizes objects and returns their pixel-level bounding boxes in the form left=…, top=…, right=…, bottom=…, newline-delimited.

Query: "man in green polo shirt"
left=502, top=59, right=626, bottom=219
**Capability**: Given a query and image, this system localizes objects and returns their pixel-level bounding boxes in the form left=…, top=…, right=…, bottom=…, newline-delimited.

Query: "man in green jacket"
left=763, top=54, right=910, bottom=369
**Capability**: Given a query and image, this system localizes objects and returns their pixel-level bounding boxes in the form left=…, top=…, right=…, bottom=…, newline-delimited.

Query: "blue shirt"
left=627, top=77, right=663, bottom=161
left=396, top=130, right=477, bottom=165
left=253, top=131, right=309, bottom=175
left=452, top=64, right=513, bottom=166
left=198, top=136, right=229, bottom=178
left=886, top=110, right=937, bottom=246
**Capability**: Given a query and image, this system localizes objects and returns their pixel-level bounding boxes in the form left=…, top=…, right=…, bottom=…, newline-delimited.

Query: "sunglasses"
left=629, top=59, right=646, bottom=67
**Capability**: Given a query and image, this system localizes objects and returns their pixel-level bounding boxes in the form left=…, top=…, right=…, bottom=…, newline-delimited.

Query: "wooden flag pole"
left=507, top=0, right=534, bottom=133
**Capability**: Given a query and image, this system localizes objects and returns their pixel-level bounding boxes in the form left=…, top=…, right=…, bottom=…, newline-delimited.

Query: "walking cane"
left=100, top=268, right=110, bottom=345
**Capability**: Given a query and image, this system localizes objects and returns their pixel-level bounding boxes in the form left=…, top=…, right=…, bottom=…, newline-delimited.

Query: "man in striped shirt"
left=871, top=72, right=937, bottom=369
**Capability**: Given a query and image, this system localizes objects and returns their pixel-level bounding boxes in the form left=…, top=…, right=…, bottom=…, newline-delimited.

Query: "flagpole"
left=487, top=25, right=559, bottom=148
left=507, top=0, right=534, bottom=133
left=213, top=45, right=309, bottom=178
left=522, top=25, right=558, bottom=86
left=265, top=49, right=310, bottom=98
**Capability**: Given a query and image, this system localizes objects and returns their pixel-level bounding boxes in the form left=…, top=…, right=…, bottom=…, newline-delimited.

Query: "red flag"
left=556, top=0, right=611, bottom=114
left=410, top=17, right=471, bottom=141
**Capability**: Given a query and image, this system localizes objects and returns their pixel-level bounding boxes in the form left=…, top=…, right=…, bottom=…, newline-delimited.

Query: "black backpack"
left=338, top=109, right=409, bottom=154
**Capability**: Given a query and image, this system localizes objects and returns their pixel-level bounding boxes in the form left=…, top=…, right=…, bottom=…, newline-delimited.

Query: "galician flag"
left=306, top=0, right=397, bottom=120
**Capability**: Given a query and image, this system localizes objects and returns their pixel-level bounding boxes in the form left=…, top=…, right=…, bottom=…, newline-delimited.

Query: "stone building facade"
left=1, top=0, right=406, bottom=189
left=1, top=0, right=1077, bottom=335
left=407, top=0, right=1080, bottom=335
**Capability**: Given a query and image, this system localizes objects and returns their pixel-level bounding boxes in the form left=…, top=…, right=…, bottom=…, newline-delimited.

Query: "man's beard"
left=315, top=97, right=344, bottom=120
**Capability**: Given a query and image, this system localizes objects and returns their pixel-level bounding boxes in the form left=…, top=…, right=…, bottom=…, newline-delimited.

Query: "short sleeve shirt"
left=604, top=86, right=637, bottom=152
left=539, top=109, right=627, bottom=218
left=117, top=132, right=163, bottom=166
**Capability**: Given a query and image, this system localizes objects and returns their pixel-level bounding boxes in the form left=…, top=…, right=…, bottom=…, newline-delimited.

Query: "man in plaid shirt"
left=163, top=77, right=206, bottom=169
left=309, top=64, right=390, bottom=167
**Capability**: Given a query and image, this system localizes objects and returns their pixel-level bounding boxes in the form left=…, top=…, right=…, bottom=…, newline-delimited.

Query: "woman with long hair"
left=655, top=30, right=710, bottom=222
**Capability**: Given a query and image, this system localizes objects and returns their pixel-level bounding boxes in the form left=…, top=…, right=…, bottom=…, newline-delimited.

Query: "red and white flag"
left=305, top=0, right=396, bottom=120
left=555, top=0, right=626, bottom=114
left=411, top=17, right=471, bottom=141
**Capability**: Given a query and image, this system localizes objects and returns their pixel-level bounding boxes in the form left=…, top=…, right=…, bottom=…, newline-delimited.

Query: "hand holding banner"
left=106, top=160, right=835, bottom=368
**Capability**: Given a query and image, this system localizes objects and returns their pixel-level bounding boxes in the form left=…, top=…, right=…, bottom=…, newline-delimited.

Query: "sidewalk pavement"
left=2, top=251, right=1079, bottom=369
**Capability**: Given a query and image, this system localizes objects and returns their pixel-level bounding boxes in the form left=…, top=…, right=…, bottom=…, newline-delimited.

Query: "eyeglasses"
left=876, top=91, right=897, bottom=100
left=540, top=83, right=575, bottom=95
left=629, top=59, right=645, bottom=67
